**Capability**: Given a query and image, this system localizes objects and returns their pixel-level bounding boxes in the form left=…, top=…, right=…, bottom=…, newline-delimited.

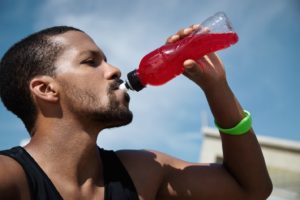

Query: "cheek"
left=99, top=94, right=111, bottom=107
left=59, top=81, right=90, bottom=105
left=57, top=74, right=111, bottom=107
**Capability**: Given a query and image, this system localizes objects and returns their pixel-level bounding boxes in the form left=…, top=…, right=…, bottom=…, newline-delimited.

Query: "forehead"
left=52, top=30, right=101, bottom=53
left=51, top=31, right=104, bottom=73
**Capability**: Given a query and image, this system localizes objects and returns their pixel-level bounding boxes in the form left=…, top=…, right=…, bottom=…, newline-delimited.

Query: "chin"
left=90, top=106, right=133, bottom=129
left=95, top=91, right=133, bottom=129
left=104, top=111, right=133, bottom=129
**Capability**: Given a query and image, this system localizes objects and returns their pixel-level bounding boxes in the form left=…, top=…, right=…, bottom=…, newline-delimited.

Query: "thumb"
left=183, top=59, right=203, bottom=75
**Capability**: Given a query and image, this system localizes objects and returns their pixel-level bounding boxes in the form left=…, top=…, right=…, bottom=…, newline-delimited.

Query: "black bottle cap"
left=127, top=69, right=145, bottom=91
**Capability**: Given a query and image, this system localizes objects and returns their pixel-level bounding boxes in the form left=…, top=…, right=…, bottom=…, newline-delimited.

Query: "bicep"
left=156, top=155, right=247, bottom=200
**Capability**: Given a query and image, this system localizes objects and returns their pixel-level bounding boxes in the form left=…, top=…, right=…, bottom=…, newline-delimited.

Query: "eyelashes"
left=79, top=50, right=107, bottom=67
left=81, top=58, right=100, bottom=67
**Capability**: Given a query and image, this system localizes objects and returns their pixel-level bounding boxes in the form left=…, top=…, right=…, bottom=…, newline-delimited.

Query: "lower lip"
left=124, top=92, right=130, bottom=103
left=115, top=89, right=130, bottom=104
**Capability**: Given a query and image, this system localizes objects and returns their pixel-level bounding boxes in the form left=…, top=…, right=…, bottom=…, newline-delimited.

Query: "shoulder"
left=115, top=149, right=191, bottom=199
left=115, top=149, right=199, bottom=183
left=116, top=149, right=192, bottom=171
left=115, top=149, right=221, bottom=199
left=115, top=149, right=164, bottom=176
left=0, top=154, right=30, bottom=200
left=116, top=148, right=186, bottom=163
left=115, top=149, right=165, bottom=198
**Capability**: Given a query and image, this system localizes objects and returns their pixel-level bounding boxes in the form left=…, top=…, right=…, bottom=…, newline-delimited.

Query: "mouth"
left=109, top=79, right=123, bottom=91
left=123, top=92, right=130, bottom=103
left=109, top=79, right=130, bottom=103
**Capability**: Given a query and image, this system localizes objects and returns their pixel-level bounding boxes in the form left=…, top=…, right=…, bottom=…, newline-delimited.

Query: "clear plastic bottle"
left=120, top=12, right=238, bottom=92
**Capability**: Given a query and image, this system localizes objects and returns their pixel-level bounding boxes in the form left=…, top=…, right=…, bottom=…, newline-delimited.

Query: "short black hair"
left=0, top=26, right=83, bottom=135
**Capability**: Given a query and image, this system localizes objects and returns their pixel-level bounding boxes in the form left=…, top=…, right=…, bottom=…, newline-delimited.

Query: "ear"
left=29, top=76, right=59, bottom=103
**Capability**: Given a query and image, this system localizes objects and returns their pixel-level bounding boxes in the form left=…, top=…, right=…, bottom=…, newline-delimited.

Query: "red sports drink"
left=120, top=12, right=238, bottom=91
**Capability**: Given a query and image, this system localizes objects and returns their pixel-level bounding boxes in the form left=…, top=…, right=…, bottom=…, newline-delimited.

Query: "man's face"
left=52, top=31, right=132, bottom=129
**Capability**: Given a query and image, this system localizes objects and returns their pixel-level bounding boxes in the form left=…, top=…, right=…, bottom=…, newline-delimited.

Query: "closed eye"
left=79, top=50, right=106, bottom=67
left=81, top=58, right=99, bottom=67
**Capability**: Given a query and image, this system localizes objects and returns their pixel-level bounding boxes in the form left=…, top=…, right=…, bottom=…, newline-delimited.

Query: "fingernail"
left=183, top=59, right=195, bottom=68
left=184, top=28, right=192, bottom=34
left=171, top=35, right=179, bottom=41
left=193, top=24, right=200, bottom=29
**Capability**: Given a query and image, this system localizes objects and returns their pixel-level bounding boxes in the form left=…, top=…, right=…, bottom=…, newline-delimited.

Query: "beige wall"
left=199, top=127, right=300, bottom=200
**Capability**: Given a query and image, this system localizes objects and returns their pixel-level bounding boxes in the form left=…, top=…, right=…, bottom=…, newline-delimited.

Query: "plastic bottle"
left=119, top=12, right=238, bottom=92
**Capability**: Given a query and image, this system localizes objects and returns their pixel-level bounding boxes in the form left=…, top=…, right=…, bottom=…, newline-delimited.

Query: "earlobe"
left=30, top=76, right=59, bottom=103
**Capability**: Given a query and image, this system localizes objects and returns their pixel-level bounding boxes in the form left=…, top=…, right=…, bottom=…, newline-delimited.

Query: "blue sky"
left=1, top=0, right=300, bottom=162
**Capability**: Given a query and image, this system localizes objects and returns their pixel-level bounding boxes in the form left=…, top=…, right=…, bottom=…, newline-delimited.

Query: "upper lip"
left=109, top=79, right=130, bottom=103
left=110, top=79, right=123, bottom=91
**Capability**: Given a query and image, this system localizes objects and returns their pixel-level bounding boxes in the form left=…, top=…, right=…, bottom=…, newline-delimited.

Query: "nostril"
left=111, top=74, right=120, bottom=80
left=116, top=78, right=124, bottom=84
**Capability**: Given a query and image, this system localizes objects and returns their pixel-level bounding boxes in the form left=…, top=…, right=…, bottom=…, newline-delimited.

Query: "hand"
left=183, top=53, right=227, bottom=92
left=167, top=25, right=228, bottom=92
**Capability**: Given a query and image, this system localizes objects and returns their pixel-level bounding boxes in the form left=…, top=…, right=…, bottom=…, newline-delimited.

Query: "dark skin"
left=0, top=25, right=272, bottom=200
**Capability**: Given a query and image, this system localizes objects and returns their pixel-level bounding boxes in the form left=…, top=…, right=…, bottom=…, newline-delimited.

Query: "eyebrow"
left=79, top=50, right=107, bottom=62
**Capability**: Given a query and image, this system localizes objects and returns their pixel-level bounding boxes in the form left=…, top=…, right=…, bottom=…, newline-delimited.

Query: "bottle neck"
left=126, top=69, right=145, bottom=91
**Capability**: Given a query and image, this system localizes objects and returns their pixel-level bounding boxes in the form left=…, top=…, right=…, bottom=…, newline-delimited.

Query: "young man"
left=0, top=25, right=272, bottom=200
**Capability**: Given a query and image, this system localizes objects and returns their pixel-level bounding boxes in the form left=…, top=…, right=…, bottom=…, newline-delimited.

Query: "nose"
left=104, top=63, right=121, bottom=80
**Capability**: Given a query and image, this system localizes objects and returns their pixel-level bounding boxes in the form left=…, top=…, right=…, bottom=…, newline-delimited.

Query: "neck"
left=25, top=117, right=104, bottom=186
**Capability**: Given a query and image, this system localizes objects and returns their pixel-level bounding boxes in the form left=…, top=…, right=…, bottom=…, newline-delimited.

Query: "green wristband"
left=214, top=110, right=252, bottom=135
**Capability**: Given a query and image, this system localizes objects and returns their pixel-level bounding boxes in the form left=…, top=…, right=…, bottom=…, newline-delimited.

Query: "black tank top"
left=0, top=146, right=139, bottom=200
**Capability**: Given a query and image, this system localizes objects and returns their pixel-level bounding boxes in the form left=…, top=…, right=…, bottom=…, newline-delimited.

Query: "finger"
left=190, top=24, right=201, bottom=32
left=202, top=55, right=214, bottom=67
left=183, top=59, right=197, bottom=69
left=167, top=24, right=202, bottom=44
left=197, top=26, right=210, bottom=35
left=206, top=52, right=222, bottom=66
left=166, top=34, right=180, bottom=43
left=174, top=28, right=191, bottom=40
left=196, top=58, right=207, bottom=70
left=166, top=27, right=193, bottom=44
left=195, top=55, right=215, bottom=71
left=175, top=28, right=187, bottom=36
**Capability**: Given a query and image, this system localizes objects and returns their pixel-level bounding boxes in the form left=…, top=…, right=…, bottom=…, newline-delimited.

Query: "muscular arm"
left=155, top=62, right=272, bottom=200
left=155, top=26, right=272, bottom=200
left=203, top=77, right=272, bottom=199
left=121, top=57, right=272, bottom=200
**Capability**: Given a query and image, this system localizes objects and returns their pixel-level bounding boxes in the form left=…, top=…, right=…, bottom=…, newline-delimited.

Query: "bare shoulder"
left=115, top=149, right=186, bottom=174
left=0, top=155, right=30, bottom=200
left=116, top=149, right=189, bottom=167
left=116, top=150, right=227, bottom=199
left=115, top=149, right=169, bottom=198
left=115, top=149, right=193, bottom=199
left=115, top=149, right=165, bottom=177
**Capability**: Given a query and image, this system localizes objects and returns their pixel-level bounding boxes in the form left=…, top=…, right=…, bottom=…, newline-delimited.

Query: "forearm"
left=204, top=81, right=272, bottom=199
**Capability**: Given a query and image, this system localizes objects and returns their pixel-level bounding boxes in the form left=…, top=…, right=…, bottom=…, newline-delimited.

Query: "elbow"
left=247, top=177, right=273, bottom=200
left=260, top=178, right=273, bottom=199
